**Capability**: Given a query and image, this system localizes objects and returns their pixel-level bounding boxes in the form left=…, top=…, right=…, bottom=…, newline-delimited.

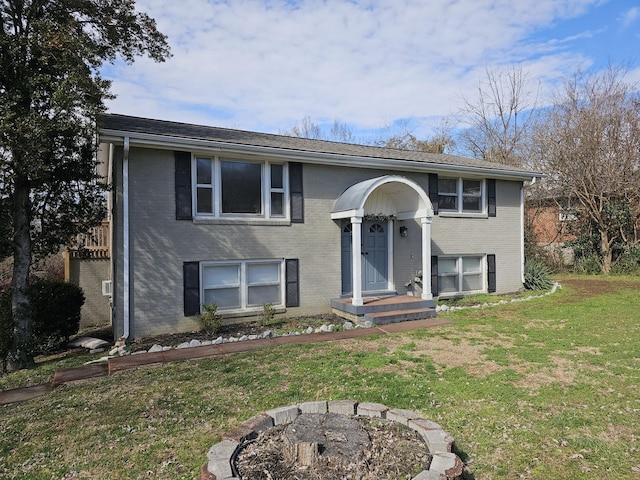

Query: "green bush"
left=524, top=259, right=554, bottom=291
left=0, top=281, right=85, bottom=365
left=611, top=247, right=640, bottom=275
left=197, top=303, right=222, bottom=334
left=0, top=290, right=13, bottom=374
left=573, top=254, right=602, bottom=275
left=28, top=280, right=84, bottom=353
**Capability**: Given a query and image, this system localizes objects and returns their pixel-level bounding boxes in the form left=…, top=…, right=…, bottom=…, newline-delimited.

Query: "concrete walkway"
left=0, top=317, right=451, bottom=405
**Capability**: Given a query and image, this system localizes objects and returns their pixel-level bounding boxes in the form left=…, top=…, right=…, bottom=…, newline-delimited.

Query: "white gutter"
left=99, top=130, right=543, bottom=182
left=122, top=136, right=130, bottom=342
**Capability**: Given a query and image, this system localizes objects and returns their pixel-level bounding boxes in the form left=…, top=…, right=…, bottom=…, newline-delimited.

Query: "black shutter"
left=183, top=261, right=200, bottom=316
left=289, top=163, right=304, bottom=223
left=285, top=259, right=300, bottom=307
left=487, top=254, right=496, bottom=293
left=175, top=151, right=192, bottom=220
left=431, top=255, right=439, bottom=296
left=487, top=179, right=496, bottom=217
left=428, top=173, right=439, bottom=215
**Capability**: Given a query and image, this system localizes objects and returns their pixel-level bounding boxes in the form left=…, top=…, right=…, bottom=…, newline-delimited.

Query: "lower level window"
left=438, top=256, right=484, bottom=294
left=201, top=260, right=283, bottom=310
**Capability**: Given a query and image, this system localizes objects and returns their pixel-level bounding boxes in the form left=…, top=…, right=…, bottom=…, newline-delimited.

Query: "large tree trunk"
left=8, top=176, right=35, bottom=371
left=600, top=229, right=612, bottom=275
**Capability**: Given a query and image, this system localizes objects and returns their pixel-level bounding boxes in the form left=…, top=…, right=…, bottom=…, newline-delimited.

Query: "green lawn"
left=1, top=276, right=639, bottom=479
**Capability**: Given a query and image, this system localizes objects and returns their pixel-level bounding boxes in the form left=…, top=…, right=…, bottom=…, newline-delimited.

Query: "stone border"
left=436, top=282, right=561, bottom=313
left=198, top=400, right=463, bottom=480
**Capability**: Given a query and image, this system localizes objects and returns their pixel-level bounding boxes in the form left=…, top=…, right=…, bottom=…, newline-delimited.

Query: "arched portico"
left=331, top=176, right=434, bottom=307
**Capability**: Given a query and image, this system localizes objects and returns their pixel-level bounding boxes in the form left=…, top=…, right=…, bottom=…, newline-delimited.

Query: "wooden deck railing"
left=67, top=221, right=110, bottom=259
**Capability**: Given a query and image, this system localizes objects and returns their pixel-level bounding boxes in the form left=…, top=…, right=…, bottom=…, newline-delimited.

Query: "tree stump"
left=283, top=412, right=370, bottom=466
left=295, top=442, right=319, bottom=466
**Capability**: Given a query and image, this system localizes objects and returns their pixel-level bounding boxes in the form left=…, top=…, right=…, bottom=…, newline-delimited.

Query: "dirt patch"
left=234, top=415, right=430, bottom=480
left=409, top=337, right=502, bottom=376
left=557, top=277, right=639, bottom=303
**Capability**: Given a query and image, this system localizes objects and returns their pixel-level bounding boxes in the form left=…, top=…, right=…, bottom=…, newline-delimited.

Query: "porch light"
left=399, top=226, right=408, bottom=237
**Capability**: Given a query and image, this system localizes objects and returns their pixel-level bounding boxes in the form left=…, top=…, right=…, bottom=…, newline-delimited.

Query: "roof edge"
left=98, top=114, right=545, bottom=181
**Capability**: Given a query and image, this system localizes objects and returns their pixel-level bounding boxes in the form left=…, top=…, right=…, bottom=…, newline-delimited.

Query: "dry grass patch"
left=523, top=318, right=568, bottom=330
left=569, top=346, right=602, bottom=355
left=513, top=355, right=578, bottom=390
left=414, top=337, right=500, bottom=375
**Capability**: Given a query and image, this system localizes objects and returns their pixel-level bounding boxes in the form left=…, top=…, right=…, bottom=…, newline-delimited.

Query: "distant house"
left=525, top=197, right=577, bottom=265
left=90, top=114, right=541, bottom=341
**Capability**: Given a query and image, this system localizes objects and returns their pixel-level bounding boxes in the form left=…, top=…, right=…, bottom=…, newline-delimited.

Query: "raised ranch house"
left=81, top=114, right=541, bottom=341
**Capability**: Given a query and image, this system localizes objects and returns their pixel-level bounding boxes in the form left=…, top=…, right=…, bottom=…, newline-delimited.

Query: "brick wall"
left=111, top=146, right=528, bottom=338
left=526, top=204, right=576, bottom=244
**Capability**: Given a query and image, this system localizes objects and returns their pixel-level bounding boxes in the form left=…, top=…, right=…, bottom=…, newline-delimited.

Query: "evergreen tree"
left=0, top=0, right=170, bottom=370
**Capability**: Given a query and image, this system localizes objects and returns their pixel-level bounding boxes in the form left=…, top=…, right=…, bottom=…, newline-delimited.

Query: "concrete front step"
left=363, top=307, right=436, bottom=325
left=331, top=295, right=436, bottom=316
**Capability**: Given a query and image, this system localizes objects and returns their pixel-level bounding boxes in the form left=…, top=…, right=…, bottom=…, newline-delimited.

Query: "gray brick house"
left=97, top=114, right=540, bottom=341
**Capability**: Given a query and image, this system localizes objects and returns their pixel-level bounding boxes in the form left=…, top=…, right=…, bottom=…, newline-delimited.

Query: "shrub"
left=197, top=303, right=222, bottom=334
left=0, top=290, right=13, bottom=374
left=0, top=281, right=85, bottom=364
left=611, top=247, right=640, bottom=275
left=260, top=303, right=277, bottom=326
left=28, top=280, right=85, bottom=353
left=524, top=259, right=554, bottom=291
left=573, top=254, right=602, bottom=275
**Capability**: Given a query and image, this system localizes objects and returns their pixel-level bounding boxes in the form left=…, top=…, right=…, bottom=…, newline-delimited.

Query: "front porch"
left=331, top=294, right=436, bottom=326
left=330, top=175, right=436, bottom=326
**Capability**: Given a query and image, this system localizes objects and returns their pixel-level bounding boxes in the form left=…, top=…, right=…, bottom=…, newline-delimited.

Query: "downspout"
left=121, top=137, right=131, bottom=342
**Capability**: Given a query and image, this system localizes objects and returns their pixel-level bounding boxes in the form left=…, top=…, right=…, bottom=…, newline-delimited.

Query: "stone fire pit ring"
left=199, top=400, right=463, bottom=480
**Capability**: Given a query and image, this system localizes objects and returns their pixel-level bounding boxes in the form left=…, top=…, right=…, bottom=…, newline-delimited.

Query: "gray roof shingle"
left=98, top=113, right=538, bottom=176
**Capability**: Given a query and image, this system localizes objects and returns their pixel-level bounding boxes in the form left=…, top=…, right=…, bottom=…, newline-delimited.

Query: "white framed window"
left=201, top=260, right=284, bottom=312
left=438, top=255, right=485, bottom=295
left=438, top=177, right=484, bottom=213
left=193, top=156, right=288, bottom=220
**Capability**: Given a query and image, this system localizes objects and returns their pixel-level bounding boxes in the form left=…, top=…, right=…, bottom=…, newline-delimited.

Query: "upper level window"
left=270, top=164, right=285, bottom=216
left=438, top=177, right=484, bottom=213
left=194, top=156, right=287, bottom=219
left=221, top=161, right=262, bottom=214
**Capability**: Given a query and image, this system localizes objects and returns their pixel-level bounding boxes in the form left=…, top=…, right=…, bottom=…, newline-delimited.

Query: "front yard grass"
left=1, top=275, right=639, bottom=479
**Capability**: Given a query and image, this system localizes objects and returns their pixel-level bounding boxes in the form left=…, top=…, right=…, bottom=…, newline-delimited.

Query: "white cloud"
left=621, top=6, right=640, bottom=28
left=104, top=0, right=605, bottom=134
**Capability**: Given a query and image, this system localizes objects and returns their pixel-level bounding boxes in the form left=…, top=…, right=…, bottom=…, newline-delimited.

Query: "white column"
left=351, top=217, right=363, bottom=306
left=421, top=216, right=433, bottom=300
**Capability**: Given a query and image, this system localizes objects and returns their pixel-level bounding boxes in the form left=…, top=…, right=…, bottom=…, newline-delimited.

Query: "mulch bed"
left=129, top=314, right=343, bottom=352
left=234, top=415, right=431, bottom=480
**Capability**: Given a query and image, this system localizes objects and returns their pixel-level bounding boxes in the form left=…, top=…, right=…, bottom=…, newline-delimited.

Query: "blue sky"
left=103, top=0, right=640, bottom=141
